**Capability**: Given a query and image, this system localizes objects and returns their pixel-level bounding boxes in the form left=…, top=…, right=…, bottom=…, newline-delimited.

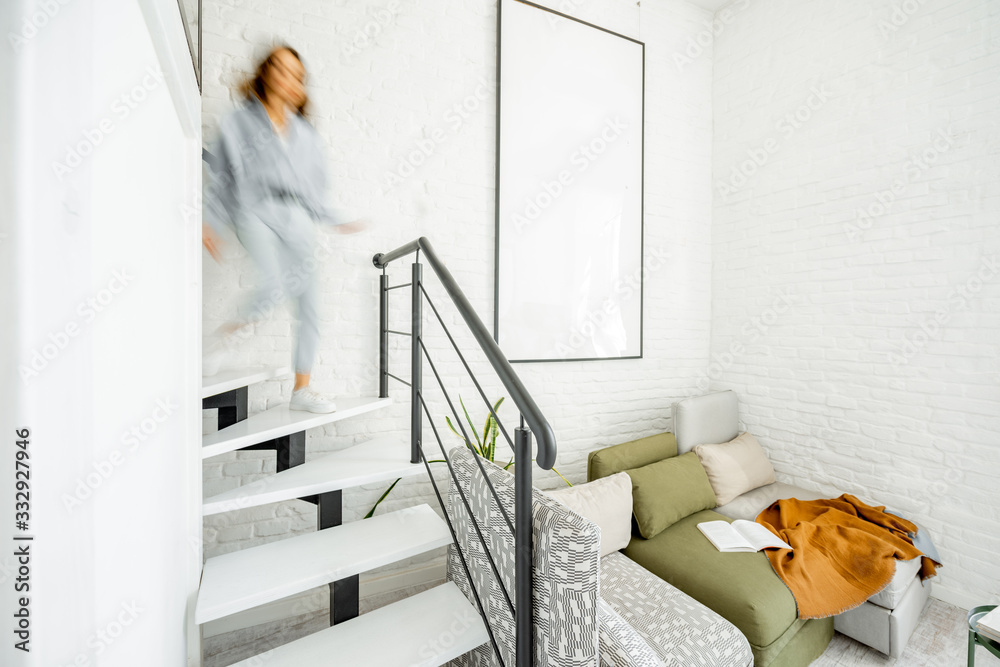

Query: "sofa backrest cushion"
left=588, top=432, right=677, bottom=482
left=673, top=390, right=739, bottom=454
left=446, top=446, right=601, bottom=667
left=626, top=452, right=718, bottom=539
left=545, top=472, right=633, bottom=558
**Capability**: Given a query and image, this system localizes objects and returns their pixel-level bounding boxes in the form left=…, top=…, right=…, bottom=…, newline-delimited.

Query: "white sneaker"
left=289, top=387, right=337, bottom=414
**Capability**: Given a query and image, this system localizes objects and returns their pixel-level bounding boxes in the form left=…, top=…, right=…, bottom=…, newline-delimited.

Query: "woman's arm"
left=306, top=126, right=366, bottom=233
left=203, top=123, right=241, bottom=239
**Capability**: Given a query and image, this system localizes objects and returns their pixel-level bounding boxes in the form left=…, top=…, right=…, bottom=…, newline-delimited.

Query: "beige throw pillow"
left=693, top=432, right=776, bottom=506
left=545, top=472, right=633, bottom=557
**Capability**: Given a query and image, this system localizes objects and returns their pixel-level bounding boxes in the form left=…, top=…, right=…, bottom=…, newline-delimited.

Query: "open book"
left=977, top=606, right=1000, bottom=644
left=697, top=520, right=792, bottom=553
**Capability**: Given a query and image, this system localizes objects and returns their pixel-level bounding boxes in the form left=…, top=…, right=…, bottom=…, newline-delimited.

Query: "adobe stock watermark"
left=551, top=246, right=669, bottom=359
left=8, top=0, right=75, bottom=53
left=907, top=462, right=964, bottom=521
left=61, top=397, right=179, bottom=512
left=382, top=76, right=494, bottom=193
left=342, top=0, right=401, bottom=61
left=19, top=269, right=136, bottom=384
left=716, top=83, right=833, bottom=198
left=418, top=608, right=479, bottom=660
left=55, top=600, right=144, bottom=666
left=889, top=255, right=997, bottom=369
left=512, top=116, right=628, bottom=235
left=877, top=0, right=931, bottom=39
left=844, top=127, right=954, bottom=243
left=696, top=289, right=796, bottom=391
left=673, top=0, right=751, bottom=72
left=52, top=67, right=166, bottom=180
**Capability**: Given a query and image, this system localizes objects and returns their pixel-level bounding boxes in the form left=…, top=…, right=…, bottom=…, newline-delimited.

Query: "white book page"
left=697, top=521, right=755, bottom=552
left=732, top=520, right=792, bottom=551
left=978, top=606, right=1000, bottom=635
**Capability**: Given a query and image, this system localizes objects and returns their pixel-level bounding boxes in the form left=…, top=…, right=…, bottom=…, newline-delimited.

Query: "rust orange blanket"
left=755, top=494, right=939, bottom=619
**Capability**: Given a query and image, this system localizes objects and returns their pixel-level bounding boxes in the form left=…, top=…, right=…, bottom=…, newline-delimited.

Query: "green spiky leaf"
left=364, top=477, right=401, bottom=518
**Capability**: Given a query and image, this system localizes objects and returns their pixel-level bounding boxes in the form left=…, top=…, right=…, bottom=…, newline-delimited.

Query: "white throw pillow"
left=545, top=472, right=633, bottom=558
left=694, top=432, right=776, bottom=506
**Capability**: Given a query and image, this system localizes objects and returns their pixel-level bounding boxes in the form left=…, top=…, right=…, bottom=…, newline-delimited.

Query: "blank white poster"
left=496, top=0, right=644, bottom=362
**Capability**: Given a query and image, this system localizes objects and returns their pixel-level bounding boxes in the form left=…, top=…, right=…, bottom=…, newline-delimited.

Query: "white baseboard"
left=202, top=557, right=447, bottom=638
left=929, top=583, right=980, bottom=612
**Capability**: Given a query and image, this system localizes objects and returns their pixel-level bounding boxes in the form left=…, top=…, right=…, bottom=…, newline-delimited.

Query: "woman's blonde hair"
left=239, top=45, right=310, bottom=117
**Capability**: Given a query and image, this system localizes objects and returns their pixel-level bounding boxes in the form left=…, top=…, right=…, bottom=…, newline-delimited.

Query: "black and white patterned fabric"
left=598, top=599, right=665, bottom=667
left=599, top=552, right=753, bottom=667
left=446, top=447, right=601, bottom=666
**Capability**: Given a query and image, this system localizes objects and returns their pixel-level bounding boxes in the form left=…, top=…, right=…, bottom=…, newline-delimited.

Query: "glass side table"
left=969, top=605, right=1000, bottom=666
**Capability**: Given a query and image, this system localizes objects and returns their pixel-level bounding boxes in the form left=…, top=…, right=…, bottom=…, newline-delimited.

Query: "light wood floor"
left=813, top=598, right=997, bottom=667
left=204, top=593, right=997, bottom=666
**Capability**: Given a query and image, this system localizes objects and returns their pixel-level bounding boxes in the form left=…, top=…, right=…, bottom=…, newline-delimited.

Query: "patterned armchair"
left=445, top=447, right=753, bottom=667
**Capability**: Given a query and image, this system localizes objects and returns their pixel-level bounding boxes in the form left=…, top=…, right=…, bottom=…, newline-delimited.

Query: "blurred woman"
left=202, top=45, right=361, bottom=413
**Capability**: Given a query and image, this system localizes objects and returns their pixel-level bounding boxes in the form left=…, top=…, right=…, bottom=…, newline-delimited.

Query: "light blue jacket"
left=203, top=94, right=347, bottom=235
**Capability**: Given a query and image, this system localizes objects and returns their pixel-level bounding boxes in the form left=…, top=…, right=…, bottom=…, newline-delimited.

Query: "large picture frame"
left=494, top=0, right=644, bottom=363
left=177, top=0, right=202, bottom=91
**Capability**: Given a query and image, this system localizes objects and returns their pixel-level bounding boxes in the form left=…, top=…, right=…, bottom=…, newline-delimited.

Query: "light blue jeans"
left=234, top=196, right=319, bottom=375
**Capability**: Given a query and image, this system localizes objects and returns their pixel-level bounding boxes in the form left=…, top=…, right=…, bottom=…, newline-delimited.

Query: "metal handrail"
left=373, top=237, right=557, bottom=469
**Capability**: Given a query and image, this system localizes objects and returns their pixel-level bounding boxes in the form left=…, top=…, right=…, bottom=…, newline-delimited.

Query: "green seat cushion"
left=754, top=616, right=833, bottom=667
left=623, top=508, right=798, bottom=649
left=626, top=452, right=717, bottom=538
left=588, top=432, right=677, bottom=481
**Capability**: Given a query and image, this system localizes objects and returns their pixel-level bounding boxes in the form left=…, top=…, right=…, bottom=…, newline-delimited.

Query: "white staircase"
left=198, top=366, right=487, bottom=666
left=227, top=582, right=486, bottom=667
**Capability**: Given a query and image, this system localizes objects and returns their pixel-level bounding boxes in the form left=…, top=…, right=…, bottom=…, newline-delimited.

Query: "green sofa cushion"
left=755, top=615, right=833, bottom=667
left=588, top=432, right=677, bottom=481
left=623, top=508, right=798, bottom=650
left=625, top=452, right=717, bottom=538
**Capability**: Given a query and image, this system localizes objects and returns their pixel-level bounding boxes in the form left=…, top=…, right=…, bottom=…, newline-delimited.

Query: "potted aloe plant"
left=365, top=396, right=569, bottom=518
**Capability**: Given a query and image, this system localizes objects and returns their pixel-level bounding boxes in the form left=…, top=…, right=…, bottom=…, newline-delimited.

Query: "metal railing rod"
left=385, top=282, right=412, bottom=291
left=410, top=261, right=422, bottom=465
left=414, top=441, right=508, bottom=667
left=419, top=338, right=515, bottom=536
left=419, top=284, right=515, bottom=453
left=417, top=392, right=516, bottom=618
left=385, top=372, right=411, bottom=387
left=514, top=424, right=533, bottom=667
left=386, top=330, right=411, bottom=337
left=374, top=237, right=556, bottom=469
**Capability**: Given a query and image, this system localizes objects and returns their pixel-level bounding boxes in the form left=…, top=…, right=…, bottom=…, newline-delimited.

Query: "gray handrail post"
left=410, top=261, right=422, bottom=465
left=379, top=272, right=389, bottom=399
left=514, top=423, right=533, bottom=666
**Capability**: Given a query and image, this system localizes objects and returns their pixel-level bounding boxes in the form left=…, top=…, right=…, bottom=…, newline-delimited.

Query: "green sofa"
left=588, top=432, right=834, bottom=667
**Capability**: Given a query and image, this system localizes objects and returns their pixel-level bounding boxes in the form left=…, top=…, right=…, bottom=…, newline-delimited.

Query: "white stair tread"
left=196, top=504, right=451, bottom=624
left=203, top=437, right=424, bottom=516
left=202, top=396, right=392, bottom=459
left=201, top=365, right=291, bottom=399
left=229, top=582, right=488, bottom=667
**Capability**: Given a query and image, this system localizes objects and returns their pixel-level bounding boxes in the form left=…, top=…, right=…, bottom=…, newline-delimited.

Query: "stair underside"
left=196, top=503, right=451, bottom=624
left=203, top=436, right=423, bottom=516
left=228, top=582, right=488, bottom=667
left=201, top=396, right=392, bottom=459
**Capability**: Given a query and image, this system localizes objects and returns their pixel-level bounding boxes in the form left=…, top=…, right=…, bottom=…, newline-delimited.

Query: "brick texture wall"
left=200, top=0, right=715, bottom=616
left=710, top=0, right=1000, bottom=608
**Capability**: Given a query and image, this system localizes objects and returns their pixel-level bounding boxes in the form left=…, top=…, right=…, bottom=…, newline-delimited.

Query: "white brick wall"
left=200, top=0, right=715, bottom=615
left=711, top=0, right=1000, bottom=608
